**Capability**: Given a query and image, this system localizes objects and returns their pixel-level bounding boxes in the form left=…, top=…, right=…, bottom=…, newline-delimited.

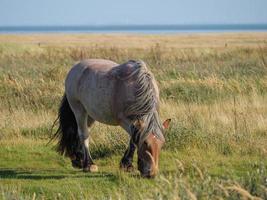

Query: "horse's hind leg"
left=70, top=100, right=97, bottom=172
left=83, top=116, right=97, bottom=172
left=120, top=139, right=136, bottom=172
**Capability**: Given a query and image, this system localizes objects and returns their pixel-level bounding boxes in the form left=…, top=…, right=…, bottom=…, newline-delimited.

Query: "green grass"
left=0, top=34, right=267, bottom=199
left=1, top=140, right=266, bottom=199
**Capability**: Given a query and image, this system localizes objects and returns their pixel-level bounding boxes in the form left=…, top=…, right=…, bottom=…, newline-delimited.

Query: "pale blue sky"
left=0, top=0, right=267, bottom=26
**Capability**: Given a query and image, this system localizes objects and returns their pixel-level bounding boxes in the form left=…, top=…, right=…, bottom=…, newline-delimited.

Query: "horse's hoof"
left=83, top=164, right=98, bottom=172
left=120, top=163, right=134, bottom=172
left=89, top=164, right=98, bottom=172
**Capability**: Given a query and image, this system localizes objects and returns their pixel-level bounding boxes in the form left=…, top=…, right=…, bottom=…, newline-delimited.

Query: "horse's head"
left=133, top=119, right=171, bottom=178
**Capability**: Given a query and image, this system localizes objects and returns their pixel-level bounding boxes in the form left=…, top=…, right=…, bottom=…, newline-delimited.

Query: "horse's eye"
left=144, top=141, right=148, bottom=146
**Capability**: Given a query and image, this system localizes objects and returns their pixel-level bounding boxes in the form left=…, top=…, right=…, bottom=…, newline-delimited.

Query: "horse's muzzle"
left=138, top=161, right=157, bottom=178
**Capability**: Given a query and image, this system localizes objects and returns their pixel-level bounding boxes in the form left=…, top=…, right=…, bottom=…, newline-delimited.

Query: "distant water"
left=0, top=24, right=267, bottom=34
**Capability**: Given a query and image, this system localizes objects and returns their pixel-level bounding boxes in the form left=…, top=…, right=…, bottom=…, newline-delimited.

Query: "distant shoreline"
left=1, top=24, right=267, bottom=34
left=1, top=32, right=266, bottom=49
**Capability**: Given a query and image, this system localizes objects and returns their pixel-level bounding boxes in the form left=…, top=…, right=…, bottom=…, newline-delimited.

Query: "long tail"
left=52, top=94, right=82, bottom=160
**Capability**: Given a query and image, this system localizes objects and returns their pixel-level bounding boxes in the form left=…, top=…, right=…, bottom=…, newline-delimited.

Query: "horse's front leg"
left=120, top=139, right=136, bottom=172
left=118, top=115, right=137, bottom=171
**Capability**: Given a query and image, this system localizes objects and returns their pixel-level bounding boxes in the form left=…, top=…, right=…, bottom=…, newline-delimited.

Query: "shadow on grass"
left=0, top=168, right=116, bottom=180
left=90, top=144, right=126, bottom=160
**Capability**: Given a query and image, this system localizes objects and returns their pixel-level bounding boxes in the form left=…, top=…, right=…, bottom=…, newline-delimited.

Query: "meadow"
left=0, top=33, right=267, bottom=200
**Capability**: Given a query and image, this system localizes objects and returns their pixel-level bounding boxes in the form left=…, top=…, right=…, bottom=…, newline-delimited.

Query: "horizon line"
left=1, top=23, right=267, bottom=27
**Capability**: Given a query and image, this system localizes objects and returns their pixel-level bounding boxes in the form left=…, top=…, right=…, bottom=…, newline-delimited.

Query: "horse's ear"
left=163, top=119, right=171, bottom=129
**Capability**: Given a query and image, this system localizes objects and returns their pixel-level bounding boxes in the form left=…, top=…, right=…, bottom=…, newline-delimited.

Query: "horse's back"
left=79, top=59, right=118, bottom=71
left=67, top=59, right=118, bottom=77
left=65, top=59, right=118, bottom=91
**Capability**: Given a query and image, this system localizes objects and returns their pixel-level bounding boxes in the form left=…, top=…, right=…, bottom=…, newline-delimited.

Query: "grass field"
left=0, top=33, right=267, bottom=200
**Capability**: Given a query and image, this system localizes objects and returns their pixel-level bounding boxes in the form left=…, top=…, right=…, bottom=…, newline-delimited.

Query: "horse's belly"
left=80, top=79, right=118, bottom=126
left=86, top=96, right=118, bottom=125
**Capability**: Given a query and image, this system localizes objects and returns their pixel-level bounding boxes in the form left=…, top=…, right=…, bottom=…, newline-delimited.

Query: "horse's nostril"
left=139, top=167, right=154, bottom=178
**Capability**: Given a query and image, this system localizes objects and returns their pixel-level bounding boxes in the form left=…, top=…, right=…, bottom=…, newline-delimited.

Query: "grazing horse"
left=53, top=59, right=171, bottom=178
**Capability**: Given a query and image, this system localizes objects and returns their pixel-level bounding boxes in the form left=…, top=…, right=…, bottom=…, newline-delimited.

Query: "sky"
left=0, top=0, right=267, bottom=26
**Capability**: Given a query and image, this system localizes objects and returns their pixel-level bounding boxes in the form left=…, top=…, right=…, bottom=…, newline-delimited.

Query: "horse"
left=53, top=59, right=171, bottom=178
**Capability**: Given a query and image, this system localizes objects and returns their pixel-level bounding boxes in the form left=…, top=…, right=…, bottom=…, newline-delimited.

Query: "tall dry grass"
left=0, top=34, right=266, bottom=199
